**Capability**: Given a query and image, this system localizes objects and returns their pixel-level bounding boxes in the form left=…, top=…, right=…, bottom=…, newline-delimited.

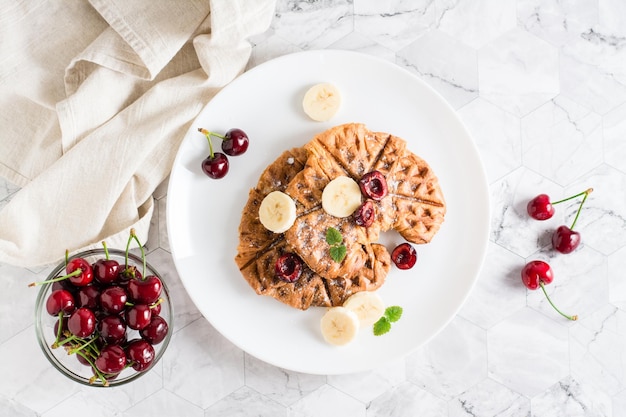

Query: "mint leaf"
left=373, top=316, right=391, bottom=336
left=326, top=227, right=343, bottom=246
left=385, top=306, right=403, bottom=323
left=329, top=244, right=347, bottom=263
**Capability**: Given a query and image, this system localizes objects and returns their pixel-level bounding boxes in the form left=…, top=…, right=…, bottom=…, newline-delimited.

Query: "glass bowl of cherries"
left=32, top=236, right=172, bottom=387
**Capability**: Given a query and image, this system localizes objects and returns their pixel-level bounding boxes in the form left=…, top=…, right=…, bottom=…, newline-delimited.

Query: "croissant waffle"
left=235, top=123, right=446, bottom=310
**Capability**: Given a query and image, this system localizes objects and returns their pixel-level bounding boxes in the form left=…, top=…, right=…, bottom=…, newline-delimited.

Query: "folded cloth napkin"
left=0, top=0, right=276, bottom=267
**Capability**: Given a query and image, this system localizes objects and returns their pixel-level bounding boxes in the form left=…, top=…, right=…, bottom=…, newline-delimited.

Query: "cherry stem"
left=28, top=268, right=82, bottom=287
left=102, top=241, right=110, bottom=260
left=68, top=335, right=98, bottom=355
left=198, top=127, right=223, bottom=158
left=55, top=312, right=64, bottom=344
left=150, top=298, right=164, bottom=309
left=129, top=229, right=147, bottom=279
left=78, top=350, right=109, bottom=386
left=569, top=188, right=593, bottom=231
left=539, top=281, right=577, bottom=321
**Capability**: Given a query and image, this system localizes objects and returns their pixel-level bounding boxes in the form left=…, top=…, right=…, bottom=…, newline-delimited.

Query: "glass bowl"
left=34, top=248, right=173, bottom=387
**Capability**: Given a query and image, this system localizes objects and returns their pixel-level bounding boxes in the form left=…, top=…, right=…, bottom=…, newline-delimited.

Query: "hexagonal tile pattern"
left=406, top=316, right=487, bottom=401
left=457, top=97, right=522, bottom=183
left=327, top=358, right=406, bottom=403
left=603, top=101, right=626, bottom=175
left=244, top=354, right=326, bottom=407
left=458, top=242, right=526, bottom=329
left=288, top=385, right=365, bottom=417
left=436, top=0, right=517, bottom=49
left=397, top=29, right=478, bottom=109
left=608, top=246, right=626, bottom=310
left=162, top=318, right=244, bottom=408
left=517, top=0, right=599, bottom=48
left=488, top=308, right=569, bottom=397
left=563, top=165, right=626, bottom=255
left=559, top=53, right=626, bottom=116
left=1, top=263, right=39, bottom=345
left=569, top=305, right=626, bottom=397
left=272, top=0, right=353, bottom=49
left=490, top=167, right=564, bottom=257
left=531, top=376, right=612, bottom=417
left=448, top=378, right=530, bottom=417
left=353, top=0, right=436, bottom=51
left=526, top=245, right=606, bottom=323
left=204, top=386, right=287, bottom=417
left=2, top=1, right=626, bottom=416
left=122, top=389, right=203, bottom=417
left=478, top=28, right=559, bottom=116
left=328, top=32, right=396, bottom=62
left=521, top=96, right=602, bottom=186
left=367, top=382, right=447, bottom=416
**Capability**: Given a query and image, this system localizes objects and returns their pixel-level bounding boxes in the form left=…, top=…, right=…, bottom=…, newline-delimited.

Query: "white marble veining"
left=3, top=1, right=626, bottom=416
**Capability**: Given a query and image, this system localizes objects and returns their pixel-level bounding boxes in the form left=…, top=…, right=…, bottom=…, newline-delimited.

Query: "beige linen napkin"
left=0, top=0, right=276, bottom=267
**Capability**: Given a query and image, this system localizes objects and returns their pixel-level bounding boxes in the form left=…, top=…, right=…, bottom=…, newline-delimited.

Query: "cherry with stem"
left=552, top=188, right=593, bottom=254
left=527, top=188, right=593, bottom=221
left=521, top=260, right=577, bottom=321
left=198, top=128, right=229, bottom=179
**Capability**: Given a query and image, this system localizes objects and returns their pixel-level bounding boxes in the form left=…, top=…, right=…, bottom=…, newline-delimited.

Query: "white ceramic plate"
left=167, top=50, right=489, bottom=375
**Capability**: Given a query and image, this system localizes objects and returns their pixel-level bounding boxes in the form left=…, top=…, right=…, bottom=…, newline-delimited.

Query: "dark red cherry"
left=98, top=315, right=127, bottom=345
left=77, top=285, right=100, bottom=309
left=520, top=260, right=577, bottom=320
left=201, top=152, right=229, bottom=179
left=275, top=253, right=303, bottom=283
left=127, top=275, right=162, bottom=304
left=46, top=289, right=76, bottom=316
left=140, top=315, right=169, bottom=345
left=126, top=339, right=155, bottom=371
left=67, top=307, right=96, bottom=338
left=527, top=194, right=555, bottom=220
left=93, top=258, right=120, bottom=284
left=358, top=171, right=388, bottom=201
left=66, top=258, right=94, bottom=286
left=552, top=225, right=581, bottom=254
left=520, top=260, right=553, bottom=290
left=100, top=286, right=128, bottom=314
left=125, top=304, right=152, bottom=330
left=149, top=300, right=162, bottom=316
left=95, top=344, right=127, bottom=375
left=354, top=200, right=375, bottom=227
left=391, top=243, right=417, bottom=270
left=221, top=128, right=249, bottom=156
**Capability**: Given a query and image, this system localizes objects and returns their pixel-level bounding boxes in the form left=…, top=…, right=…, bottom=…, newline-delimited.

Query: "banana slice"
left=302, top=83, right=342, bottom=122
left=259, top=191, right=297, bottom=233
left=320, top=306, right=360, bottom=346
left=321, top=176, right=362, bottom=218
left=343, top=291, right=385, bottom=327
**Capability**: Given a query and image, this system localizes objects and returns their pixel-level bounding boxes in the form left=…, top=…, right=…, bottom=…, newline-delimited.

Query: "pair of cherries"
left=521, top=188, right=593, bottom=321
left=198, top=128, right=249, bottom=179
left=526, top=188, right=593, bottom=254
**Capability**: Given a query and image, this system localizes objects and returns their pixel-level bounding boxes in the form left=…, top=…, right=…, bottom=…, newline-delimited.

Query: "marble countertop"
left=2, top=1, right=626, bottom=416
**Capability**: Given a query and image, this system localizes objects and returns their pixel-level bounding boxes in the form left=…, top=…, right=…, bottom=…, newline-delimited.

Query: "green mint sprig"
left=373, top=306, right=403, bottom=336
left=326, top=227, right=347, bottom=263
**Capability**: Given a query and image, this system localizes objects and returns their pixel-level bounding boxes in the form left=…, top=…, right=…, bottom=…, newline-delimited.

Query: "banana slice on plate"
left=321, top=176, right=362, bottom=218
left=343, top=291, right=385, bottom=326
left=302, top=83, right=342, bottom=122
left=320, top=306, right=360, bottom=346
left=259, top=191, right=297, bottom=233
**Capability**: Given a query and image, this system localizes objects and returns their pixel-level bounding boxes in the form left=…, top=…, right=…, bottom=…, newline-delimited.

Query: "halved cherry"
left=358, top=171, right=388, bottom=201
left=275, top=253, right=303, bottom=283
left=354, top=200, right=375, bottom=227
left=391, top=243, right=417, bottom=270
